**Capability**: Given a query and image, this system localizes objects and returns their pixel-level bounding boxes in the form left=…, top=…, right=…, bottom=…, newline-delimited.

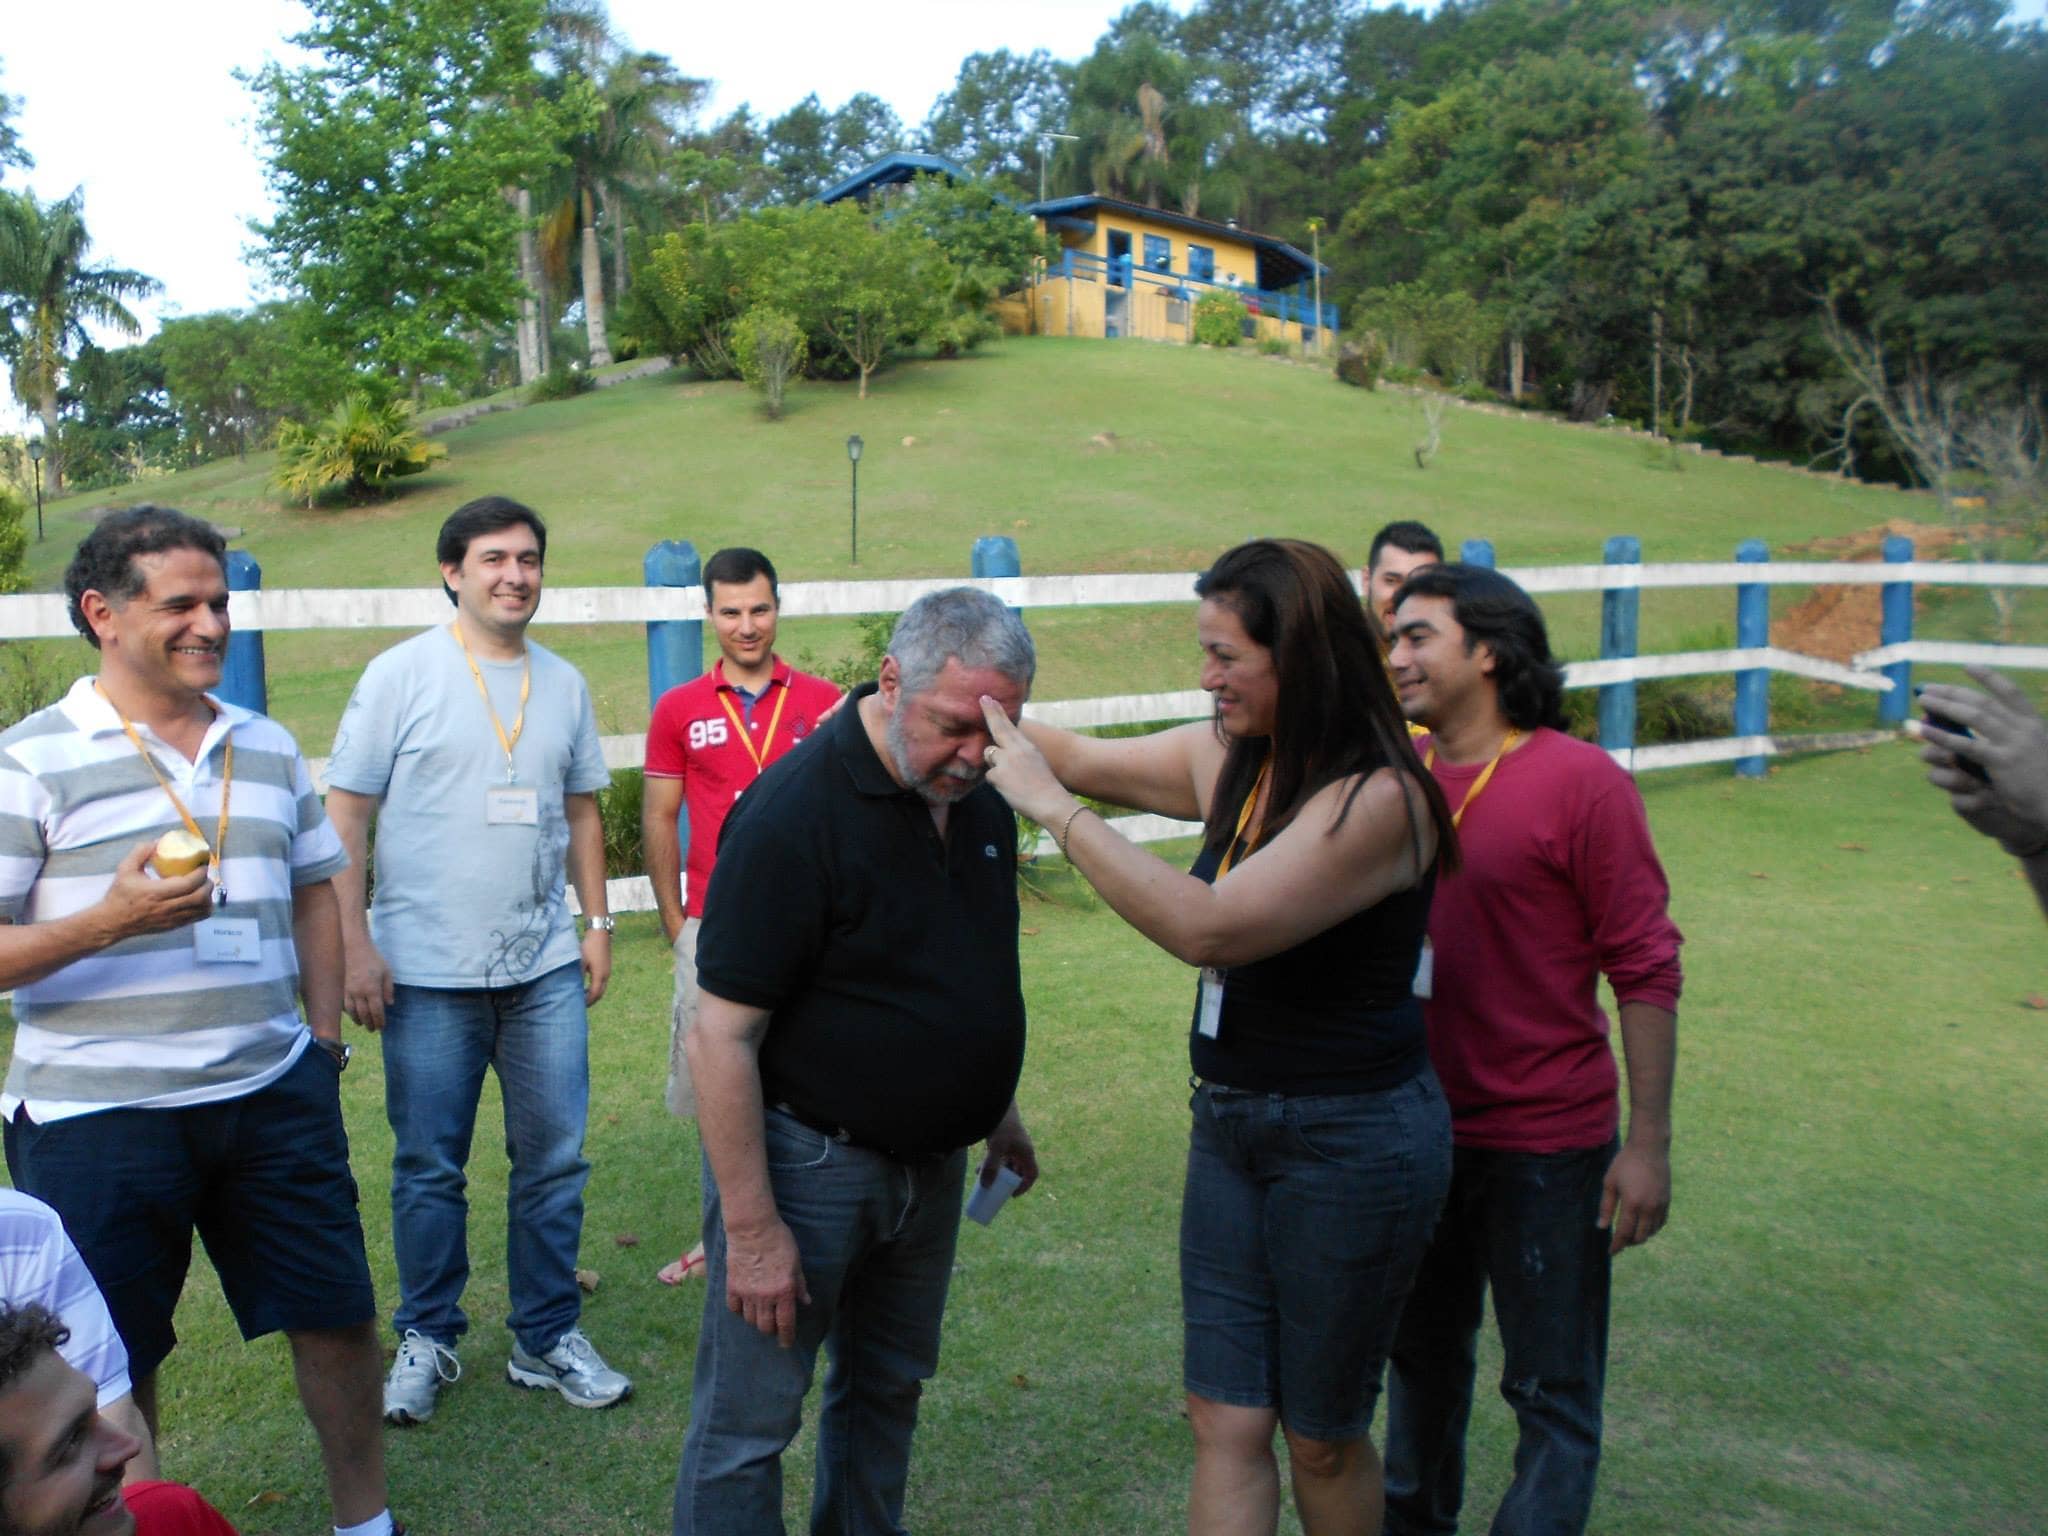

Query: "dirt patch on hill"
left=1771, top=517, right=1991, bottom=662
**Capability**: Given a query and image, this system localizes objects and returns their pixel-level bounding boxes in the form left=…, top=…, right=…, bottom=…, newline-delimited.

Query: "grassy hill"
left=15, top=337, right=1968, bottom=751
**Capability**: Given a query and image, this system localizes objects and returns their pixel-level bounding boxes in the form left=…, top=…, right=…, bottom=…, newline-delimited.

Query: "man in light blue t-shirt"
left=325, top=496, right=631, bottom=1427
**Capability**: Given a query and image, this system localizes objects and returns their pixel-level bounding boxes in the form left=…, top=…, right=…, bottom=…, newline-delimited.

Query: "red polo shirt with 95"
left=645, top=657, right=842, bottom=917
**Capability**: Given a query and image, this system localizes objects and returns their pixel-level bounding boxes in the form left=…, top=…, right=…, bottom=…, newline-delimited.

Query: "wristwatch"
left=584, top=915, right=616, bottom=934
left=316, top=1037, right=352, bottom=1071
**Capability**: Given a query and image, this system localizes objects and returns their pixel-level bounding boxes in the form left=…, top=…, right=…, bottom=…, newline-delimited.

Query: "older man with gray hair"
left=674, top=587, right=1041, bottom=1536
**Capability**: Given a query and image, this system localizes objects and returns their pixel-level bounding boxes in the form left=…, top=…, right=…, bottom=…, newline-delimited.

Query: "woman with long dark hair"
left=977, top=538, right=1458, bottom=1536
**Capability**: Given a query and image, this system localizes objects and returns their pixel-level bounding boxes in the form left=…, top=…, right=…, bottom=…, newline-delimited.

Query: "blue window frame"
left=1143, top=234, right=1172, bottom=273
left=1187, top=244, right=1215, bottom=282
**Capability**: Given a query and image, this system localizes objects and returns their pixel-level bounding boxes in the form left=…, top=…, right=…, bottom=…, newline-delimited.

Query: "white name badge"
left=1197, top=967, right=1225, bottom=1039
left=485, top=786, right=541, bottom=826
left=1412, top=939, right=1434, bottom=1000
left=194, top=917, right=260, bottom=965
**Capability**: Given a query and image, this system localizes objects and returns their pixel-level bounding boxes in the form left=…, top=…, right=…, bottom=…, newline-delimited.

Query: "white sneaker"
left=505, top=1327, right=633, bottom=1409
left=383, top=1330, right=461, bottom=1426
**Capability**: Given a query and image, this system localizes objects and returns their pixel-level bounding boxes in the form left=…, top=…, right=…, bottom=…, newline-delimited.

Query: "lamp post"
left=1306, top=217, right=1325, bottom=356
left=1036, top=131, right=1078, bottom=204
left=25, top=437, right=44, bottom=543
left=846, top=434, right=863, bottom=565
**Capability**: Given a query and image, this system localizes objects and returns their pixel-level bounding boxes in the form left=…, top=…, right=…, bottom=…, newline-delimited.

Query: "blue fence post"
left=644, top=540, right=701, bottom=712
left=218, top=551, right=267, bottom=714
left=1598, top=536, right=1642, bottom=753
left=972, top=536, right=1022, bottom=625
left=1734, top=539, right=1770, bottom=778
left=1878, top=535, right=1914, bottom=724
left=1460, top=538, right=1496, bottom=569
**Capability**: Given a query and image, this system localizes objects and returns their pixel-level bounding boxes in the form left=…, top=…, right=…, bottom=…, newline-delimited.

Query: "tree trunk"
left=513, top=187, right=542, bottom=386
left=581, top=184, right=612, bottom=367
left=1650, top=305, right=1665, bottom=439
left=39, top=392, right=62, bottom=497
left=1508, top=333, right=1526, bottom=402
left=602, top=181, right=628, bottom=300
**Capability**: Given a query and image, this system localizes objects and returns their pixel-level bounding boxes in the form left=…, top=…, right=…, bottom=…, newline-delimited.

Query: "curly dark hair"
left=1393, top=562, right=1567, bottom=732
left=1193, top=538, right=1457, bottom=871
left=63, top=506, right=227, bottom=649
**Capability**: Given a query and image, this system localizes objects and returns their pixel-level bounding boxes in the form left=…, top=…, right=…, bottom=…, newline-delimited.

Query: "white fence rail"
left=12, top=554, right=2038, bottom=917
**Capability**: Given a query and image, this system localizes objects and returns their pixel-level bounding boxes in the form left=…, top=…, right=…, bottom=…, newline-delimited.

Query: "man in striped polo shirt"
left=0, top=508, right=395, bottom=1536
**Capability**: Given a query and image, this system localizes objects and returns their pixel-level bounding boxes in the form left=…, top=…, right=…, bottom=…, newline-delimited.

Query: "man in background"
left=1364, top=520, right=1444, bottom=647
left=325, top=496, right=628, bottom=1426
left=1385, top=563, right=1682, bottom=1536
left=642, top=546, right=840, bottom=1286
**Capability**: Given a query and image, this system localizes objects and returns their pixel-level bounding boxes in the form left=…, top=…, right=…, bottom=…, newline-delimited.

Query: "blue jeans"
left=674, top=1110, right=967, bottom=1536
left=1181, top=1072, right=1451, bottom=1441
left=1383, top=1139, right=1618, bottom=1536
left=382, top=961, right=591, bottom=1356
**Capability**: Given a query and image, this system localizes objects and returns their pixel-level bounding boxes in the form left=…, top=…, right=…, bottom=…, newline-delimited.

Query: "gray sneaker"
left=506, top=1327, right=632, bottom=1409
left=384, top=1330, right=460, bottom=1426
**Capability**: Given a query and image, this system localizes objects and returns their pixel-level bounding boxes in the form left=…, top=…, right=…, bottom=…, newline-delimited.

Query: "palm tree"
left=0, top=188, right=158, bottom=494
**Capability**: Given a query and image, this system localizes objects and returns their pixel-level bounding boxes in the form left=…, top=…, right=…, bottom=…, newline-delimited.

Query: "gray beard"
left=886, top=701, right=981, bottom=805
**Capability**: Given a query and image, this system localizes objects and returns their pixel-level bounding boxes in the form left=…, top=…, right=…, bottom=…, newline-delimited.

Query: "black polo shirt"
left=696, top=682, right=1026, bottom=1159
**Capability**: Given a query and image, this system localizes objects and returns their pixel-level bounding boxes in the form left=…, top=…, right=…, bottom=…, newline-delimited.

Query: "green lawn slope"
left=15, top=338, right=1957, bottom=750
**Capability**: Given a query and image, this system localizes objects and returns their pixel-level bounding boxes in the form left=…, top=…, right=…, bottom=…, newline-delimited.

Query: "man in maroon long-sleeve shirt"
left=1382, top=563, right=1682, bottom=1536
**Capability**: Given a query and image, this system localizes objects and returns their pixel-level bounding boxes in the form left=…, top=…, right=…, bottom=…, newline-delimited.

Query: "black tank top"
left=1186, top=828, right=1433, bottom=1095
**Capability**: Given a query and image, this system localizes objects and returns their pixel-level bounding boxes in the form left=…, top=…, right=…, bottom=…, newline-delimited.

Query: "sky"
left=0, top=0, right=1171, bottom=426
left=2, top=0, right=2043, bottom=428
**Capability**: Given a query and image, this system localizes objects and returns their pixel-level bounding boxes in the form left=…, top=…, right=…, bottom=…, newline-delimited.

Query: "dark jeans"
left=1384, top=1139, right=1617, bottom=1536
left=673, top=1111, right=967, bottom=1536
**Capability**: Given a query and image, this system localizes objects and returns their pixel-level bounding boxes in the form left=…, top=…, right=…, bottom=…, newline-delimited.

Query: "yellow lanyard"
left=1425, top=729, right=1522, bottom=829
left=1216, top=755, right=1272, bottom=879
left=97, top=682, right=232, bottom=896
left=452, top=622, right=530, bottom=783
left=716, top=675, right=791, bottom=777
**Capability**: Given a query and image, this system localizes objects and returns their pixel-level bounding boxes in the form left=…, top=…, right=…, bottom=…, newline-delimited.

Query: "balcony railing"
left=1049, top=247, right=1340, bottom=333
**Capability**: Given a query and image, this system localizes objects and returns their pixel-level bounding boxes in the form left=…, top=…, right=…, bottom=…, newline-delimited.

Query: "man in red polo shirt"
left=642, top=547, right=841, bottom=1285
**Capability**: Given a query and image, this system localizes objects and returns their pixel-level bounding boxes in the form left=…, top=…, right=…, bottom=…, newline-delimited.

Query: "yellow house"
left=815, top=155, right=1336, bottom=348
left=1001, top=195, right=1335, bottom=348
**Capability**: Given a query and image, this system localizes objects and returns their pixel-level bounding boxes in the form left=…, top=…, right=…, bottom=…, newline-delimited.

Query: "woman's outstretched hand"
left=979, top=696, right=1074, bottom=826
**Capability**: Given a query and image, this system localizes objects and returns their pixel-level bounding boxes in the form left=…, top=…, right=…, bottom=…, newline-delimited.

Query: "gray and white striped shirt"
left=0, top=677, right=347, bottom=1122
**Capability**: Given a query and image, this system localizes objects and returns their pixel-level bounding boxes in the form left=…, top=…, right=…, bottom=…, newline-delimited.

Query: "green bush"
left=598, top=769, right=645, bottom=880
left=0, top=642, right=66, bottom=731
left=731, top=306, right=806, bottom=419
left=1560, top=678, right=1730, bottom=744
left=271, top=394, right=445, bottom=507
left=526, top=360, right=593, bottom=404
left=0, top=484, right=27, bottom=596
left=1336, top=332, right=1386, bottom=389
left=1258, top=335, right=1294, bottom=357
left=795, top=612, right=897, bottom=694
left=1193, top=292, right=1249, bottom=348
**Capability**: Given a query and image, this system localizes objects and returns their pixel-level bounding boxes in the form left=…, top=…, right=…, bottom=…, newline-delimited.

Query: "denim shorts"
left=1181, top=1068, right=1452, bottom=1441
left=4, top=1043, right=376, bottom=1379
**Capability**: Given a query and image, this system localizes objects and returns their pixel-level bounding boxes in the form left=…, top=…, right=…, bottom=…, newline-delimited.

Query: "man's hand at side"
left=723, top=1210, right=811, bottom=1348
left=978, top=1099, right=1039, bottom=1196
left=341, top=937, right=394, bottom=1032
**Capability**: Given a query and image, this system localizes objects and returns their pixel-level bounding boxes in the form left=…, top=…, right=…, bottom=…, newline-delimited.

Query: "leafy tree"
left=0, top=187, right=158, bottom=494
left=156, top=306, right=328, bottom=460
left=731, top=306, right=805, bottom=418
left=272, top=394, right=445, bottom=506
left=0, top=62, right=30, bottom=171
left=892, top=174, right=1057, bottom=308
left=758, top=93, right=904, bottom=204
left=249, top=0, right=557, bottom=397
left=58, top=336, right=179, bottom=487
left=922, top=50, right=1073, bottom=189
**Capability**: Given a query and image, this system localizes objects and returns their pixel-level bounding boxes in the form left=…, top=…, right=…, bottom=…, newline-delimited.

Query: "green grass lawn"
left=14, top=337, right=1985, bottom=754
left=4, top=741, right=2041, bottom=1536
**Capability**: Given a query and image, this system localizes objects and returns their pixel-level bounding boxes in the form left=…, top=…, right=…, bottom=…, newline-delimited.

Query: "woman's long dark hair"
left=1194, top=538, right=1458, bottom=874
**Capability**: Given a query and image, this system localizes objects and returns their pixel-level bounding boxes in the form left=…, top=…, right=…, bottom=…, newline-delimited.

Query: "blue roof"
left=1025, top=194, right=1328, bottom=280
left=816, top=152, right=975, bottom=205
